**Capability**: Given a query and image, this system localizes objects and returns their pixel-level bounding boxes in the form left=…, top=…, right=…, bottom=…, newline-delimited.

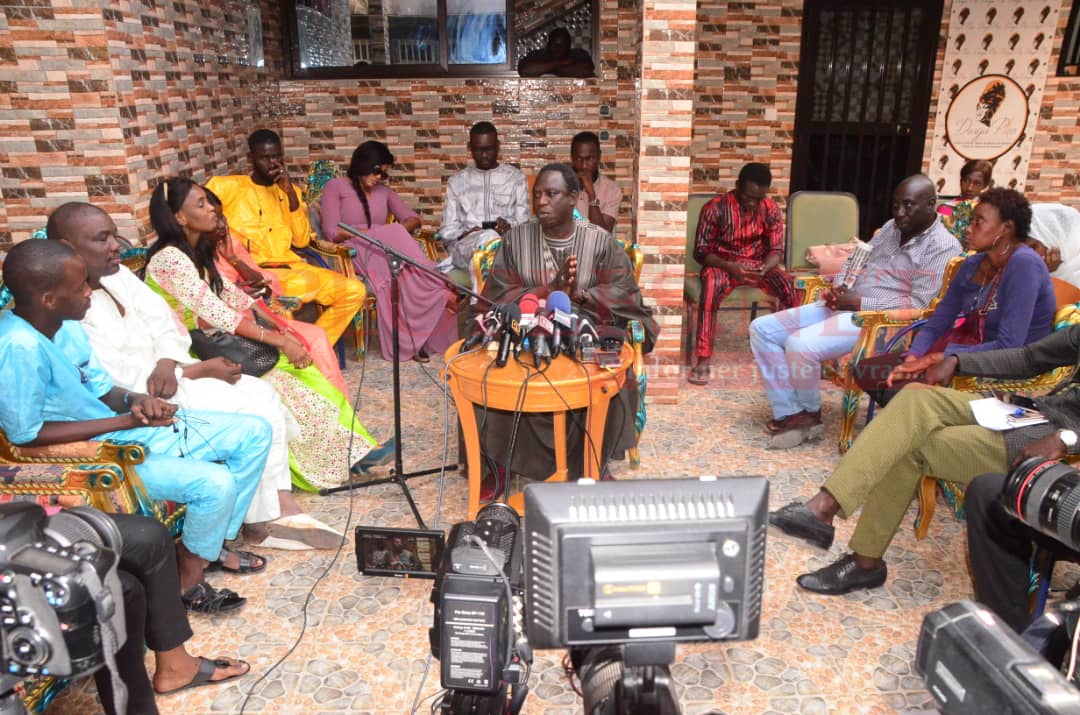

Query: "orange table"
left=444, top=339, right=634, bottom=519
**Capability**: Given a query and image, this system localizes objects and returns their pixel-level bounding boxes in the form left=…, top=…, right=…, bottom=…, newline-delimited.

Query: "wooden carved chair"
left=1, top=267, right=184, bottom=713
left=912, top=279, right=1080, bottom=540
left=797, top=254, right=967, bottom=453
left=472, top=234, right=649, bottom=468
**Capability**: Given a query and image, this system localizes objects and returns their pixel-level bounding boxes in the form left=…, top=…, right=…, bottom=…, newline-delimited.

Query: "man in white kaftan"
left=47, top=202, right=331, bottom=549
left=437, top=121, right=530, bottom=273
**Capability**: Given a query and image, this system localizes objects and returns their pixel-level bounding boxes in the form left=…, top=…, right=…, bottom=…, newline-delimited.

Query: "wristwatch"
left=1059, top=429, right=1078, bottom=449
left=589, top=199, right=601, bottom=208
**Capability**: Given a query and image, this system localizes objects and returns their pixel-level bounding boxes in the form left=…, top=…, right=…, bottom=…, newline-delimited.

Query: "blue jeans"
left=101, top=410, right=272, bottom=562
left=748, top=301, right=861, bottom=419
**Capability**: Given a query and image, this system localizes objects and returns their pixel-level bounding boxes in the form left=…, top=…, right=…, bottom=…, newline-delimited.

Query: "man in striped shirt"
left=748, top=174, right=962, bottom=444
left=690, top=163, right=798, bottom=385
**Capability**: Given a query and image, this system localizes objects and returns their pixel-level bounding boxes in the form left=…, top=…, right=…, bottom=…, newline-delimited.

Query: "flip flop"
left=252, top=534, right=314, bottom=551
left=273, top=512, right=343, bottom=536
left=687, top=369, right=709, bottom=386
left=206, top=549, right=267, bottom=574
left=155, top=656, right=250, bottom=696
left=181, top=582, right=246, bottom=614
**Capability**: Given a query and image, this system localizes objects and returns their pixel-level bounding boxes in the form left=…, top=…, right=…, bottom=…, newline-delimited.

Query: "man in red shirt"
left=689, top=163, right=796, bottom=385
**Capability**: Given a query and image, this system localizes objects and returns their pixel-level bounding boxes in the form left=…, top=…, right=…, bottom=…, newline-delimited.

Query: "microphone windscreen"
left=518, top=293, right=539, bottom=316
left=502, top=302, right=522, bottom=322
left=547, top=290, right=571, bottom=314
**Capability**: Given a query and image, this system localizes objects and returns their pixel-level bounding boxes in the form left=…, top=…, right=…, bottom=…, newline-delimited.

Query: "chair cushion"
left=683, top=275, right=770, bottom=309
left=684, top=275, right=702, bottom=304
left=805, top=243, right=855, bottom=275
left=448, top=268, right=472, bottom=289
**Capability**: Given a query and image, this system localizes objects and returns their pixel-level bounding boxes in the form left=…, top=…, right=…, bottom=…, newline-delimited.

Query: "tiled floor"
left=50, top=319, right=976, bottom=714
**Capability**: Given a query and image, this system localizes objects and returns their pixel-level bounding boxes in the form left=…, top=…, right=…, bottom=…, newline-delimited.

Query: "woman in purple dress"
left=320, top=141, right=456, bottom=362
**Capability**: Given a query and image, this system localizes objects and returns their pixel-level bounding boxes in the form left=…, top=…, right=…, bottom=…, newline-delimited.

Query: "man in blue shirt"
left=0, top=239, right=272, bottom=611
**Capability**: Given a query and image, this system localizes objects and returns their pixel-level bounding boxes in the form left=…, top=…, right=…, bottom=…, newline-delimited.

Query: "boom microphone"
left=547, top=291, right=572, bottom=358
left=495, top=303, right=522, bottom=368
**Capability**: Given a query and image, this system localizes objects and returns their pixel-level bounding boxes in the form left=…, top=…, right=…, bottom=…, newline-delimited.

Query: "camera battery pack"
left=437, top=579, right=510, bottom=693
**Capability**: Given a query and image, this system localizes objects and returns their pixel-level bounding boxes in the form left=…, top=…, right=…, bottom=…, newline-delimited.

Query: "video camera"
left=428, top=477, right=767, bottom=715
left=916, top=458, right=1080, bottom=714
left=0, top=503, right=127, bottom=715
left=429, top=502, right=529, bottom=715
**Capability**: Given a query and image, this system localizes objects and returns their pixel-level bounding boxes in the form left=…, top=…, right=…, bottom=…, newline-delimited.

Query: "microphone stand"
left=319, top=223, right=492, bottom=529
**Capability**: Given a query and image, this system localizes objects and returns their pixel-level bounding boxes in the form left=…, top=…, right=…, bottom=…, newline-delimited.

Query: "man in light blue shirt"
left=0, top=239, right=272, bottom=610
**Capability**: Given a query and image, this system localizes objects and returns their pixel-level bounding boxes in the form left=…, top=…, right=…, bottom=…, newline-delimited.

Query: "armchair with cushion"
left=0, top=272, right=184, bottom=713
left=911, top=278, right=1080, bottom=541
left=795, top=254, right=966, bottom=453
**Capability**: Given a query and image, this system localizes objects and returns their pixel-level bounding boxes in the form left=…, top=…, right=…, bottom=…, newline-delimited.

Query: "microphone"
left=495, top=303, right=522, bottom=368
left=515, top=293, right=539, bottom=359
left=547, top=290, right=573, bottom=358
left=530, top=300, right=554, bottom=368
left=461, top=306, right=503, bottom=351
left=576, top=317, right=601, bottom=362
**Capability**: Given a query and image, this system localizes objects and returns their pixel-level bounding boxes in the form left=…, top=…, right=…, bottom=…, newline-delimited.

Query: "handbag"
left=189, top=314, right=280, bottom=377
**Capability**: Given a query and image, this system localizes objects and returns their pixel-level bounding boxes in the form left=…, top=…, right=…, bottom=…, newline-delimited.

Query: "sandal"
left=687, top=366, right=709, bottom=386
left=206, top=549, right=267, bottom=575
left=181, top=582, right=247, bottom=614
left=155, top=655, right=250, bottom=695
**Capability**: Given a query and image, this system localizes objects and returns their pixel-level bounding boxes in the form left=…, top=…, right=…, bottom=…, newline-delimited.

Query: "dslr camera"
left=916, top=458, right=1080, bottom=714
left=0, top=503, right=126, bottom=715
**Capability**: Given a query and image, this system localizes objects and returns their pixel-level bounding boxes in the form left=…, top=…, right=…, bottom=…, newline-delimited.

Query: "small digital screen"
left=355, top=527, right=445, bottom=579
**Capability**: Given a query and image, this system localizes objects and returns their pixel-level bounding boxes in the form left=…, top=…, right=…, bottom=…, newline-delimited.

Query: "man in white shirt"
left=47, top=201, right=339, bottom=550
left=438, top=121, right=531, bottom=273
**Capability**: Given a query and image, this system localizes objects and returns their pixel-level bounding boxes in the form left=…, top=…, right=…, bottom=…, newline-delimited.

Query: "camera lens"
left=1002, top=457, right=1080, bottom=549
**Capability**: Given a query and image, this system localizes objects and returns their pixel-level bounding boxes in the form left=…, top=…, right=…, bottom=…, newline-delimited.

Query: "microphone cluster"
left=461, top=290, right=614, bottom=368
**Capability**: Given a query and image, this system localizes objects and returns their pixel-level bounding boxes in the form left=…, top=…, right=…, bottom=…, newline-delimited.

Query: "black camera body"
left=0, top=503, right=125, bottom=683
left=429, top=502, right=525, bottom=695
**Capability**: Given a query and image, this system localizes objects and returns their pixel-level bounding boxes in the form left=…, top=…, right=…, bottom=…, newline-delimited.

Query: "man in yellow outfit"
left=206, top=129, right=365, bottom=346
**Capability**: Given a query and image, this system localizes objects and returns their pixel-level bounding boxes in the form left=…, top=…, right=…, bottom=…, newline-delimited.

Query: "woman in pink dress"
left=203, top=189, right=348, bottom=395
left=319, top=141, right=456, bottom=362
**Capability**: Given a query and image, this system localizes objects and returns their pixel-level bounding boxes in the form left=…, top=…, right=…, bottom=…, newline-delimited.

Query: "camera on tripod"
left=916, top=458, right=1080, bottom=714
left=0, top=503, right=127, bottom=715
left=524, top=476, right=768, bottom=715
left=428, top=477, right=768, bottom=715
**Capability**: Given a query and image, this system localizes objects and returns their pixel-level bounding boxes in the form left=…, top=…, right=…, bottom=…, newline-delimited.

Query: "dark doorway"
left=790, top=0, right=944, bottom=237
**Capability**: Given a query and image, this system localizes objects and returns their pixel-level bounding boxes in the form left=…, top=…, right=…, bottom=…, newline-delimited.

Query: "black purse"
left=189, top=315, right=280, bottom=377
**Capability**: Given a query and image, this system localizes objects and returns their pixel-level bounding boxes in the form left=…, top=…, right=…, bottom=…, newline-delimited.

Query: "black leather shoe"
left=768, top=501, right=835, bottom=550
left=796, top=554, right=887, bottom=595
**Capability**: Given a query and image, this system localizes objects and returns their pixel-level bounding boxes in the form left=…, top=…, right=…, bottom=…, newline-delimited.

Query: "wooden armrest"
left=413, top=228, right=444, bottom=262
left=14, top=441, right=104, bottom=460
left=850, top=308, right=929, bottom=329
left=796, top=275, right=831, bottom=305
left=311, top=238, right=356, bottom=259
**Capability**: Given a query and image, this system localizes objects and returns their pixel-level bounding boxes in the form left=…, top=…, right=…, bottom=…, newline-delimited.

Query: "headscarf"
left=1029, top=203, right=1080, bottom=288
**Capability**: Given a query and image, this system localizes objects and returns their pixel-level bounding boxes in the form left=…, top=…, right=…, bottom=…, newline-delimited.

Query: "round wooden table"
left=443, top=339, right=634, bottom=519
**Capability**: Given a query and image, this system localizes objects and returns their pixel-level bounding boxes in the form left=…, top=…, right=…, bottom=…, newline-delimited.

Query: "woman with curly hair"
left=145, top=177, right=393, bottom=490
left=319, top=140, right=456, bottom=363
left=856, top=187, right=1056, bottom=405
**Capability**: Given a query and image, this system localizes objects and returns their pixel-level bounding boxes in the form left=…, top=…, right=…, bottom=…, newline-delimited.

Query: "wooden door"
left=790, top=0, right=944, bottom=237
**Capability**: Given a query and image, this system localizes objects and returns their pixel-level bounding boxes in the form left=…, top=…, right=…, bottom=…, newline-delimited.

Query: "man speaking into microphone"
left=476, top=163, right=658, bottom=497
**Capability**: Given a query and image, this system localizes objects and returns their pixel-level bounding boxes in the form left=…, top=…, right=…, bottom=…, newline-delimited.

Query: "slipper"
left=251, top=534, right=314, bottom=551
left=206, top=549, right=267, bottom=575
left=273, top=513, right=343, bottom=536
left=155, top=656, right=250, bottom=696
left=687, top=370, right=709, bottom=386
left=181, top=582, right=246, bottom=614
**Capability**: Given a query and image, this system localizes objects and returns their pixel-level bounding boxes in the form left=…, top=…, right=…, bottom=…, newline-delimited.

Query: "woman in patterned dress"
left=145, top=177, right=393, bottom=491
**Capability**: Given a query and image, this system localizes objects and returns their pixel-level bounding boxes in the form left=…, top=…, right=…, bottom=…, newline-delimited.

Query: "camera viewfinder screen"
left=355, top=527, right=444, bottom=579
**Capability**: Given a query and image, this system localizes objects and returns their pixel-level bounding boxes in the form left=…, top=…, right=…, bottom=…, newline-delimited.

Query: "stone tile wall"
left=0, top=0, right=277, bottom=246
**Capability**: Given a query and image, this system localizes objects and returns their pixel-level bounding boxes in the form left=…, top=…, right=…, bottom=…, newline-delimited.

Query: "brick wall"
left=1025, top=5, right=1080, bottom=203
left=0, top=0, right=278, bottom=246
left=690, top=0, right=803, bottom=198
left=275, top=0, right=641, bottom=246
